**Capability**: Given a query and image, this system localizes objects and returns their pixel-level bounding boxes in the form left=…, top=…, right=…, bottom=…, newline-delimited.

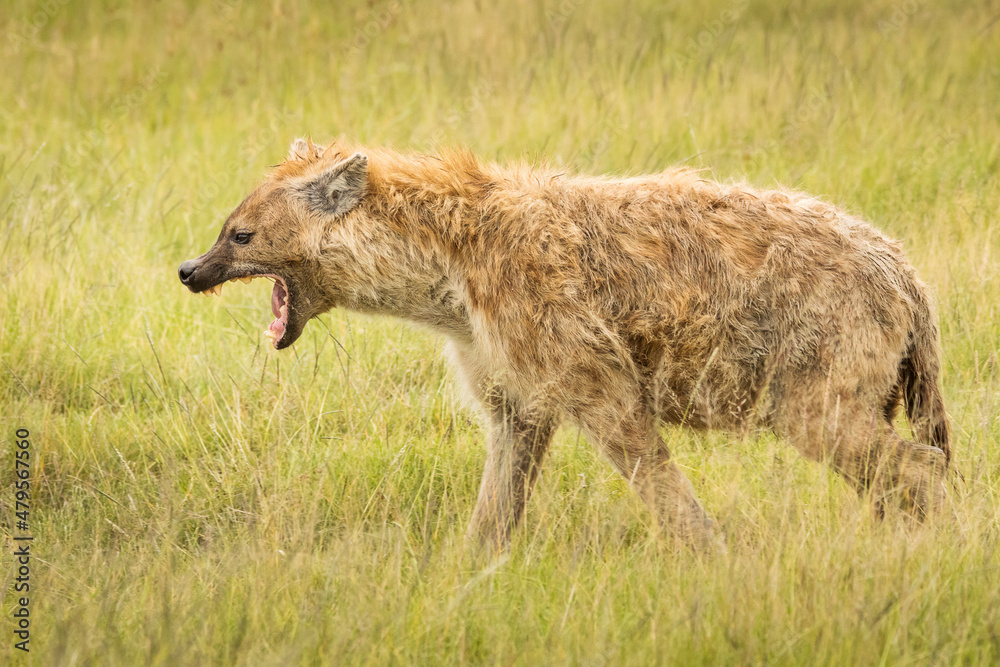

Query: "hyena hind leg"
left=577, top=400, right=721, bottom=551
left=777, top=396, right=947, bottom=519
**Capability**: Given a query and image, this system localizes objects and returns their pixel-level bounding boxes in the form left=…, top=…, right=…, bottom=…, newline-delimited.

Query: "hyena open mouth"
left=200, top=274, right=291, bottom=349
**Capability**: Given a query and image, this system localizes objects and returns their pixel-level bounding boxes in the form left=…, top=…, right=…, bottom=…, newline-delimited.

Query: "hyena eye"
left=233, top=231, right=253, bottom=245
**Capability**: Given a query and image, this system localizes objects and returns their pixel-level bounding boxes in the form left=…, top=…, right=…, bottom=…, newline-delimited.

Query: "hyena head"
left=178, top=138, right=370, bottom=349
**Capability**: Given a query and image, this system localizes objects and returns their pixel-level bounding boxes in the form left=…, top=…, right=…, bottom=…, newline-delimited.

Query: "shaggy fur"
left=179, top=138, right=950, bottom=549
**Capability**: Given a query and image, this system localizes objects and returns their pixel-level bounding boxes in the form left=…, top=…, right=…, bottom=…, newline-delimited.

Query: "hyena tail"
left=891, top=288, right=950, bottom=465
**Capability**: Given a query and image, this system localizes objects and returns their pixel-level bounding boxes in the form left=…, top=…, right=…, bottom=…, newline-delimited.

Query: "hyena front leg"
left=467, top=391, right=557, bottom=549
left=576, top=397, right=719, bottom=550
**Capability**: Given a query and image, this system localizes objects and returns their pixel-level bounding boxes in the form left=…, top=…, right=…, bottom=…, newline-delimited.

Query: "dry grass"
left=2, top=0, right=1000, bottom=664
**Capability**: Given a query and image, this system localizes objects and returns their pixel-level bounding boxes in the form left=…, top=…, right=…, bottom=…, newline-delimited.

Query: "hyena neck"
left=339, top=153, right=486, bottom=341
left=332, top=238, right=472, bottom=342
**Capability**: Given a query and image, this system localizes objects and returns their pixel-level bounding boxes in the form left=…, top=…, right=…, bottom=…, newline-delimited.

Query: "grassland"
left=2, top=0, right=1000, bottom=664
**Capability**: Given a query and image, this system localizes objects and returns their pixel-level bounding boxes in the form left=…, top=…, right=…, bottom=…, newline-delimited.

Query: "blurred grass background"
left=2, top=0, right=1000, bottom=664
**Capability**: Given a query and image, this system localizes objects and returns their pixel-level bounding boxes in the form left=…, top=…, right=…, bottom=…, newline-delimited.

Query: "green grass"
left=2, top=0, right=1000, bottom=663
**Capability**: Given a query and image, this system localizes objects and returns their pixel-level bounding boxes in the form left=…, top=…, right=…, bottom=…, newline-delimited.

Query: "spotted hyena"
left=179, top=138, right=949, bottom=549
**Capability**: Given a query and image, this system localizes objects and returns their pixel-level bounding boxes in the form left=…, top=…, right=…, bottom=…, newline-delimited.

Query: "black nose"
left=178, top=260, right=198, bottom=284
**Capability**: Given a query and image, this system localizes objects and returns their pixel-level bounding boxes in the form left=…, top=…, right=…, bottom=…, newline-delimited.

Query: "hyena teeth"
left=263, top=330, right=278, bottom=341
left=214, top=284, right=223, bottom=297
left=239, top=276, right=253, bottom=284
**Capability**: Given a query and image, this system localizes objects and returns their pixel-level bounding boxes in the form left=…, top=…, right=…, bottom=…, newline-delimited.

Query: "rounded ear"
left=287, top=137, right=318, bottom=162
left=295, top=153, right=369, bottom=216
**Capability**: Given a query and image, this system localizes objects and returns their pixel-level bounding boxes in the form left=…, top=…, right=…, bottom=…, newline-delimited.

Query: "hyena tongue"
left=270, top=281, right=287, bottom=319
left=264, top=280, right=288, bottom=346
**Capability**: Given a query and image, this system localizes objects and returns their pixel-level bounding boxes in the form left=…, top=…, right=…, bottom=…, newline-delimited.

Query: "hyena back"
left=179, top=138, right=949, bottom=549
